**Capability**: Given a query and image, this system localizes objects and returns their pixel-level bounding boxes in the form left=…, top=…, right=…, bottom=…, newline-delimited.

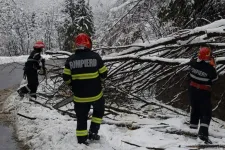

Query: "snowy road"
left=0, top=63, right=24, bottom=90
left=0, top=123, right=21, bottom=150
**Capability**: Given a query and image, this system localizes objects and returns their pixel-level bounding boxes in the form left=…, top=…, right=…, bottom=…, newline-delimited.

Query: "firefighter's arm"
left=33, top=53, right=42, bottom=70
left=209, top=57, right=216, bottom=68
left=63, top=59, right=72, bottom=85
left=211, top=67, right=218, bottom=82
left=98, top=55, right=108, bottom=80
left=38, top=58, right=47, bottom=75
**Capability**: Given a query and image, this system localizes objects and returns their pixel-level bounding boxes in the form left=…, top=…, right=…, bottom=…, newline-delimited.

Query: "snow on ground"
left=0, top=55, right=52, bottom=65
left=2, top=84, right=225, bottom=150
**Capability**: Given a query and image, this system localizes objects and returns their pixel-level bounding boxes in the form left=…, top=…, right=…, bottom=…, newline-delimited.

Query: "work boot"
left=17, top=89, right=24, bottom=98
left=88, top=131, right=100, bottom=140
left=77, top=135, right=88, bottom=145
left=198, top=134, right=212, bottom=144
left=78, top=141, right=89, bottom=145
left=190, top=124, right=198, bottom=129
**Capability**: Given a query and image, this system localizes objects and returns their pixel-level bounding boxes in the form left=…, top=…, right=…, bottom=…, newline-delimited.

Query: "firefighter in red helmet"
left=63, top=33, right=107, bottom=144
left=17, top=41, right=46, bottom=100
left=189, top=46, right=218, bottom=144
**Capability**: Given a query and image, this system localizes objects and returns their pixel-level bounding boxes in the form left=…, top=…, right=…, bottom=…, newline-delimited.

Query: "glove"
left=23, top=67, right=27, bottom=79
left=43, top=67, right=47, bottom=75
left=23, top=71, right=27, bottom=79
left=38, top=67, right=47, bottom=75
left=41, top=58, right=45, bottom=63
left=209, top=57, right=216, bottom=67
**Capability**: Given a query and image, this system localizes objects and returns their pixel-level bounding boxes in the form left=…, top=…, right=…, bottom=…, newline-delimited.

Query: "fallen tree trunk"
left=154, top=126, right=224, bottom=139
left=102, top=120, right=170, bottom=130
left=53, top=97, right=73, bottom=109
left=29, top=99, right=53, bottom=110
left=17, top=113, right=36, bottom=120
left=55, top=108, right=77, bottom=118
left=183, top=144, right=225, bottom=149
left=121, top=140, right=165, bottom=150
left=105, top=105, right=148, bottom=118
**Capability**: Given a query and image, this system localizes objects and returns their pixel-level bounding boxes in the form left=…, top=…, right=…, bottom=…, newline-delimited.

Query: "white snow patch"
left=0, top=55, right=52, bottom=65
left=193, top=19, right=225, bottom=32
left=3, top=90, right=225, bottom=150
left=110, top=0, right=134, bottom=12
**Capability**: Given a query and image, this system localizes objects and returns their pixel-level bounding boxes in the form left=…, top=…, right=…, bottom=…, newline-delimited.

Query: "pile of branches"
left=39, top=19, right=225, bottom=116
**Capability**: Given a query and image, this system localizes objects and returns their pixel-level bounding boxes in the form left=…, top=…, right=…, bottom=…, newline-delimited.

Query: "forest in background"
left=1, top=0, right=225, bottom=55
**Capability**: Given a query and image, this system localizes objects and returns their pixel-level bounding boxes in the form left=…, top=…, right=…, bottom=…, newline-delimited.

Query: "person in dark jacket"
left=189, top=46, right=218, bottom=144
left=63, top=33, right=107, bottom=145
left=17, top=41, right=46, bottom=100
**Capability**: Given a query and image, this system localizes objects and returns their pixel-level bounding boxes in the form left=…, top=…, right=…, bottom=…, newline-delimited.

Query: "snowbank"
left=3, top=90, right=225, bottom=150
left=0, top=55, right=52, bottom=65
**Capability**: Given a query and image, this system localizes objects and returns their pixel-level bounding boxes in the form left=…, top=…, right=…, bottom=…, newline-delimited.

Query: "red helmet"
left=198, top=47, right=211, bottom=61
left=34, top=41, right=45, bottom=49
left=75, top=33, right=92, bottom=49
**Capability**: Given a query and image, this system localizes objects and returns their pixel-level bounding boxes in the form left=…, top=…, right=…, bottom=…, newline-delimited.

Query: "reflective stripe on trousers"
left=76, top=130, right=88, bottom=136
left=91, top=117, right=102, bottom=124
left=74, top=91, right=103, bottom=103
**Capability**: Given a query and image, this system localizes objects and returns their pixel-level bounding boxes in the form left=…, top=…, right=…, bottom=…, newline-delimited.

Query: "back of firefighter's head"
left=198, top=47, right=211, bottom=61
left=74, top=33, right=92, bottom=50
left=33, top=41, right=45, bottom=52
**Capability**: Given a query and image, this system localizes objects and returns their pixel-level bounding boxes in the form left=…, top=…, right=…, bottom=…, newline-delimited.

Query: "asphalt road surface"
left=0, top=122, right=21, bottom=150
left=0, top=63, right=24, bottom=90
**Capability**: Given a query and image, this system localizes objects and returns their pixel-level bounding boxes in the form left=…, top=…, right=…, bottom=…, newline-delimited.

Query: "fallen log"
left=121, top=140, right=165, bottom=150
left=17, top=113, right=36, bottom=120
left=102, top=120, right=170, bottom=130
left=155, top=128, right=198, bottom=138
left=181, top=144, right=225, bottom=149
left=105, top=105, right=147, bottom=118
left=154, top=127, right=224, bottom=139
left=53, top=97, right=73, bottom=109
left=105, top=109, right=120, bottom=116
left=55, top=108, right=77, bottom=118
left=102, top=120, right=140, bottom=130
left=29, top=99, right=53, bottom=110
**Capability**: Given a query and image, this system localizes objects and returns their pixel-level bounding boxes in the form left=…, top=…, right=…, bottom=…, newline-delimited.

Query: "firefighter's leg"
left=27, top=72, right=39, bottom=99
left=89, top=97, right=105, bottom=139
left=189, top=87, right=200, bottom=129
left=190, top=106, right=200, bottom=129
left=74, top=102, right=91, bottom=144
left=198, top=90, right=212, bottom=138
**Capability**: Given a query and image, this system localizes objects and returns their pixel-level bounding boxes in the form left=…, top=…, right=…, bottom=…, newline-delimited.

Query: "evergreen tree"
left=74, top=0, right=95, bottom=36
left=60, top=0, right=77, bottom=51
left=60, top=0, right=95, bottom=51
